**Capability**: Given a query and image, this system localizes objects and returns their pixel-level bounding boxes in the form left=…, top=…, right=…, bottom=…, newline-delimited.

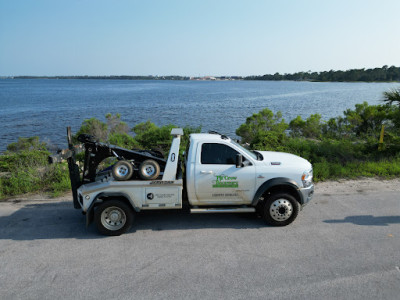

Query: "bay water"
left=0, top=79, right=399, bottom=151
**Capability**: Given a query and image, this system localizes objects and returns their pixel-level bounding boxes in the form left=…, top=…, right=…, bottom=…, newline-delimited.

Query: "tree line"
left=245, top=65, right=400, bottom=82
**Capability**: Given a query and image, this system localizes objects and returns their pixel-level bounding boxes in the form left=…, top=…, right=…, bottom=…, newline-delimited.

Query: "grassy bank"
left=313, top=159, right=400, bottom=181
left=0, top=138, right=70, bottom=199
left=1, top=90, right=400, bottom=200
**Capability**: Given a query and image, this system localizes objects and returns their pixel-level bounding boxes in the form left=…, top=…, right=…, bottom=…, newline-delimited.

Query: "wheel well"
left=262, top=185, right=301, bottom=204
left=95, top=195, right=137, bottom=212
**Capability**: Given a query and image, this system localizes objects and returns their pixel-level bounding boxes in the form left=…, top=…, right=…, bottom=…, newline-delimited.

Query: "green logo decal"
left=212, top=174, right=239, bottom=188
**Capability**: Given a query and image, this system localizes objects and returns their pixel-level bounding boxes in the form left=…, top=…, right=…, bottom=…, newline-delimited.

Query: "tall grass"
left=313, top=159, right=400, bottom=181
left=0, top=150, right=70, bottom=199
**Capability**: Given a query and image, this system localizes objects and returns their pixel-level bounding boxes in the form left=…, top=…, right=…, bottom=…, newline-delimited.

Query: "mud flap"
left=66, top=126, right=82, bottom=209
left=69, top=163, right=81, bottom=209
left=86, top=203, right=95, bottom=227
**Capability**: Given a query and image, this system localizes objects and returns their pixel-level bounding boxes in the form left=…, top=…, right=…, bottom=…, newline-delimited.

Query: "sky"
left=0, top=0, right=399, bottom=76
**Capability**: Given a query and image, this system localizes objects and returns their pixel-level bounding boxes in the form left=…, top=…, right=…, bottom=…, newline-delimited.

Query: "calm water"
left=0, top=79, right=399, bottom=151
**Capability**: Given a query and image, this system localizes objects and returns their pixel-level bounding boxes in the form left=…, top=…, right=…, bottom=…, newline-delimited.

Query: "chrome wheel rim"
left=101, top=206, right=126, bottom=231
left=270, top=199, right=293, bottom=221
left=144, top=165, right=155, bottom=176
left=116, top=165, right=129, bottom=177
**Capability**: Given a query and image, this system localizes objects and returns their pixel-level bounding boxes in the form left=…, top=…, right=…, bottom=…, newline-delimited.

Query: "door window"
left=201, top=143, right=239, bottom=165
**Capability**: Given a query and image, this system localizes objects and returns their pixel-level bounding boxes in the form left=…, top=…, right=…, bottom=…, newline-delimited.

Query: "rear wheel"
left=139, top=159, right=160, bottom=180
left=262, top=193, right=299, bottom=226
left=94, top=200, right=134, bottom=236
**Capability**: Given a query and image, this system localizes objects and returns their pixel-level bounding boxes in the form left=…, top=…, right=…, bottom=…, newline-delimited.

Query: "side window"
left=201, top=143, right=239, bottom=165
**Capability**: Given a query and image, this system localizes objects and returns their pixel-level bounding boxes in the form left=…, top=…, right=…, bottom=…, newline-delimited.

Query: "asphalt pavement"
left=0, top=188, right=399, bottom=299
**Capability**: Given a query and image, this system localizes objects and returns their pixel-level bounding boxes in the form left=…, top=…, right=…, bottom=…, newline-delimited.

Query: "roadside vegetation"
left=236, top=99, right=400, bottom=180
left=1, top=89, right=400, bottom=199
left=0, top=137, right=70, bottom=199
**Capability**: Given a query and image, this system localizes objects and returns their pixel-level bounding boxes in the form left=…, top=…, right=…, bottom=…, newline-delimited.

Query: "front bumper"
left=299, top=184, right=314, bottom=207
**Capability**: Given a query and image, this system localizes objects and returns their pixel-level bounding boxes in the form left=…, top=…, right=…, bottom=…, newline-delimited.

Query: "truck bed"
left=77, top=177, right=183, bottom=212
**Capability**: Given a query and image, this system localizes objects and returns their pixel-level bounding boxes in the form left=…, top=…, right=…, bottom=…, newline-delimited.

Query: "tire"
left=139, top=159, right=160, bottom=180
left=94, top=200, right=134, bottom=236
left=262, top=193, right=299, bottom=226
left=112, top=160, right=134, bottom=181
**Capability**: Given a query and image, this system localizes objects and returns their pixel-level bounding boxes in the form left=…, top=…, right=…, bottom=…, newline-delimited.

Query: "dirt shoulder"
left=1, top=191, right=73, bottom=203
left=315, top=178, right=400, bottom=195
left=2, top=177, right=400, bottom=203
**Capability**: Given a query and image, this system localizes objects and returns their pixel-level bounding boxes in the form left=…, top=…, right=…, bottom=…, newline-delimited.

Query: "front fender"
left=251, top=177, right=302, bottom=206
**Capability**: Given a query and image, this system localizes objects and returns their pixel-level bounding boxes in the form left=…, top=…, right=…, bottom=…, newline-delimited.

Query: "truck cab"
left=186, top=133, right=314, bottom=208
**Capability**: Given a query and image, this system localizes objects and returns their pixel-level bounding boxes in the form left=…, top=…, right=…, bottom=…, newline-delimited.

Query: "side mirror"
left=236, top=154, right=243, bottom=168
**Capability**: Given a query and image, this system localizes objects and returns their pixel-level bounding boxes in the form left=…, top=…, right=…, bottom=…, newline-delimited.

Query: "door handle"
left=200, top=170, right=214, bottom=174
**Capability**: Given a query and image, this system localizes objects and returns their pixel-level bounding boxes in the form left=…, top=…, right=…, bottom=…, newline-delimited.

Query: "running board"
left=190, top=207, right=255, bottom=214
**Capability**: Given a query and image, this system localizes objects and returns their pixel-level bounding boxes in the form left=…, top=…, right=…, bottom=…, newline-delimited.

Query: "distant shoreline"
left=1, top=66, right=399, bottom=82
left=1, top=76, right=399, bottom=83
left=0, top=75, right=244, bottom=81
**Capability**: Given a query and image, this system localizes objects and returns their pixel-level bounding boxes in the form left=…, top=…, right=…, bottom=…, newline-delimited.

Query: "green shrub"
left=2, top=167, right=41, bottom=196
left=312, top=158, right=400, bottom=181
left=383, top=88, right=400, bottom=107
left=237, top=96, right=400, bottom=181
left=108, top=132, right=140, bottom=149
left=47, top=164, right=71, bottom=197
left=131, top=122, right=201, bottom=155
left=74, top=117, right=108, bottom=142
left=289, top=114, right=322, bottom=138
left=106, top=113, right=130, bottom=135
left=0, top=142, right=71, bottom=199
left=73, top=113, right=130, bottom=143
left=236, top=108, right=288, bottom=145
left=6, top=136, right=47, bottom=152
left=0, top=150, right=49, bottom=172
left=132, top=121, right=176, bottom=153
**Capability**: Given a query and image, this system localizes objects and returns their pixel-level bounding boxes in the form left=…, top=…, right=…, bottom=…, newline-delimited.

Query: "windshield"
left=230, top=140, right=258, bottom=160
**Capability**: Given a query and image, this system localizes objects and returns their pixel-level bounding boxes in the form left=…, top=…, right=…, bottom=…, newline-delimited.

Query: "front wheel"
left=94, top=200, right=134, bottom=236
left=262, top=193, right=299, bottom=226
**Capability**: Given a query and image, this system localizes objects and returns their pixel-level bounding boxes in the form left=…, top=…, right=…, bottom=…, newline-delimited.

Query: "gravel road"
left=0, top=179, right=399, bottom=300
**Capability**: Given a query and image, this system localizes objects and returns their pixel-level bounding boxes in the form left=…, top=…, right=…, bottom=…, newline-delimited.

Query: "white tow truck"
left=54, top=127, right=314, bottom=235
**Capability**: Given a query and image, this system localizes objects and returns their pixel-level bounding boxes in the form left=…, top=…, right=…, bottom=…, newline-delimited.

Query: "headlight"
left=301, top=169, right=313, bottom=188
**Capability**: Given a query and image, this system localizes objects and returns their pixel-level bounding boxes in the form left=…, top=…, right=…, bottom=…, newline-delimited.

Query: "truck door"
left=194, top=142, right=255, bottom=204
